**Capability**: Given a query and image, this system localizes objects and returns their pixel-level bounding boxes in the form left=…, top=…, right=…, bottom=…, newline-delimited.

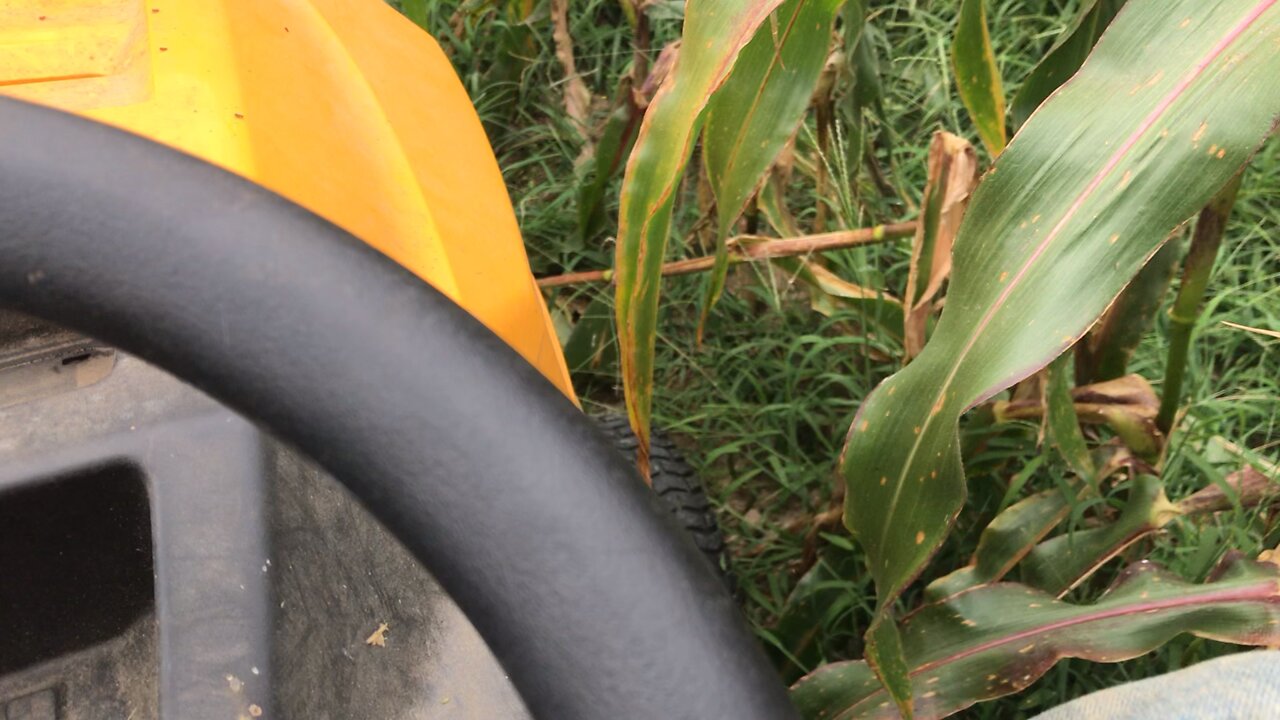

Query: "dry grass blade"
left=1221, top=320, right=1280, bottom=339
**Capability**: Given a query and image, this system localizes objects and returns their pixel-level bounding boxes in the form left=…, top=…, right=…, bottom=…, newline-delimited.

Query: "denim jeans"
left=1032, top=651, right=1280, bottom=719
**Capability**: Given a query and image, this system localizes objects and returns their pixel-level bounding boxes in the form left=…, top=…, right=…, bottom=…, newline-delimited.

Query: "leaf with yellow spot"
left=952, top=0, right=1006, bottom=155
left=614, top=0, right=786, bottom=475
left=839, top=0, right=1280, bottom=710
left=791, top=554, right=1280, bottom=719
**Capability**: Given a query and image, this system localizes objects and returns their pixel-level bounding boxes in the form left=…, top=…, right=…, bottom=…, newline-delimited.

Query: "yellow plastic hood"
left=0, top=0, right=574, bottom=398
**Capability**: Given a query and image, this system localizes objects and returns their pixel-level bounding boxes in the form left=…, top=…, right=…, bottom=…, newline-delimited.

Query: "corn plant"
left=586, top=0, right=1280, bottom=717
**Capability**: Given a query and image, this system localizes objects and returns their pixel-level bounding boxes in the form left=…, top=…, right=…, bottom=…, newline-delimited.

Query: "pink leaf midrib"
left=911, top=579, right=1279, bottom=675
left=841, top=577, right=1279, bottom=716
left=877, top=0, right=1279, bottom=556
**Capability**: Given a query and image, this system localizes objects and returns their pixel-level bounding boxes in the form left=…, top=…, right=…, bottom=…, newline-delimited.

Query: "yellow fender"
left=0, top=0, right=575, bottom=399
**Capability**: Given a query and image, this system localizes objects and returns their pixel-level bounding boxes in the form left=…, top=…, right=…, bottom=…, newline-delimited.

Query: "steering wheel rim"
left=0, top=97, right=798, bottom=720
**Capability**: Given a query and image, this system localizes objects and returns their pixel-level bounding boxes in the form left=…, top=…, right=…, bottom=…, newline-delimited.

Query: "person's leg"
left=1033, top=651, right=1280, bottom=720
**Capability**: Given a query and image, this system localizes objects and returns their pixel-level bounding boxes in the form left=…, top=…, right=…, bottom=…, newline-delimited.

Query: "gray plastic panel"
left=0, top=342, right=527, bottom=719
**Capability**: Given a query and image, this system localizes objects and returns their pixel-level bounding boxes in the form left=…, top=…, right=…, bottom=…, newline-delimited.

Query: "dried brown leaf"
left=551, top=0, right=592, bottom=136
left=903, top=132, right=979, bottom=360
left=1221, top=320, right=1280, bottom=340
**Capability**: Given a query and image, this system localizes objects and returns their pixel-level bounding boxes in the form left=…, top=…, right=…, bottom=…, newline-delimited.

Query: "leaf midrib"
left=875, top=0, right=1278, bottom=561
left=843, top=578, right=1278, bottom=715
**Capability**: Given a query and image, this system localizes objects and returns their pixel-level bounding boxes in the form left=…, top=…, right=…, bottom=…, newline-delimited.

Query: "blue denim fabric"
left=1031, top=651, right=1280, bottom=720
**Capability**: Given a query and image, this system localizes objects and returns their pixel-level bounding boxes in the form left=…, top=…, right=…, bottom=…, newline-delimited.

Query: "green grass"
left=405, top=1, right=1279, bottom=716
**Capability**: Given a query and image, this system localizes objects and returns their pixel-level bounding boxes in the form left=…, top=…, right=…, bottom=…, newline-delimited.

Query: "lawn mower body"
left=0, top=330, right=530, bottom=720
left=0, top=0, right=574, bottom=398
left=0, top=1, right=569, bottom=717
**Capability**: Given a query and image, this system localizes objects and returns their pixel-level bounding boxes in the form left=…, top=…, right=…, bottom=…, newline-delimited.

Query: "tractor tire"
left=594, top=414, right=738, bottom=598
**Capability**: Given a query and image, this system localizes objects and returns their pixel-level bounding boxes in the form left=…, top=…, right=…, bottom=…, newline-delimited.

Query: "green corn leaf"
left=1045, top=353, right=1094, bottom=479
left=842, top=0, right=880, bottom=144
left=1075, top=233, right=1182, bottom=384
left=854, top=24, right=908, bottom=208
left=399, top=0, right=428, bottom=28
left=952, top=0, right=1006, bottom=156
left=848, top=4, right=881, bottom=117
left=576, top=79, right=642, bottom=247
left=1010, top=0, right=1127, bottom=130
left=842, top=0, right=869, bottom=93
left=700, top=0, right=847, bottom=340
left=614, top=0, right=785, bottom=473
left=768, top=547, right=866, bottom=682
left=562, top=297, right=617, bottom=376
left=924, top=481, right=1083, bottom=603
left=943, top=461, right=1195, bottom=604
left=927, top=439, right=1154, bottom=604
left=840, top=0, right=1280, bottom=707
left=792, top=553, right=1280, bottom=720
left=1021, top=475, right=1180, bottom=596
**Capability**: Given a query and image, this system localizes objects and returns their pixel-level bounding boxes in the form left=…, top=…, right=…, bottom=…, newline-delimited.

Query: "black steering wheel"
left=0, top=97, right=798, bottom=719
